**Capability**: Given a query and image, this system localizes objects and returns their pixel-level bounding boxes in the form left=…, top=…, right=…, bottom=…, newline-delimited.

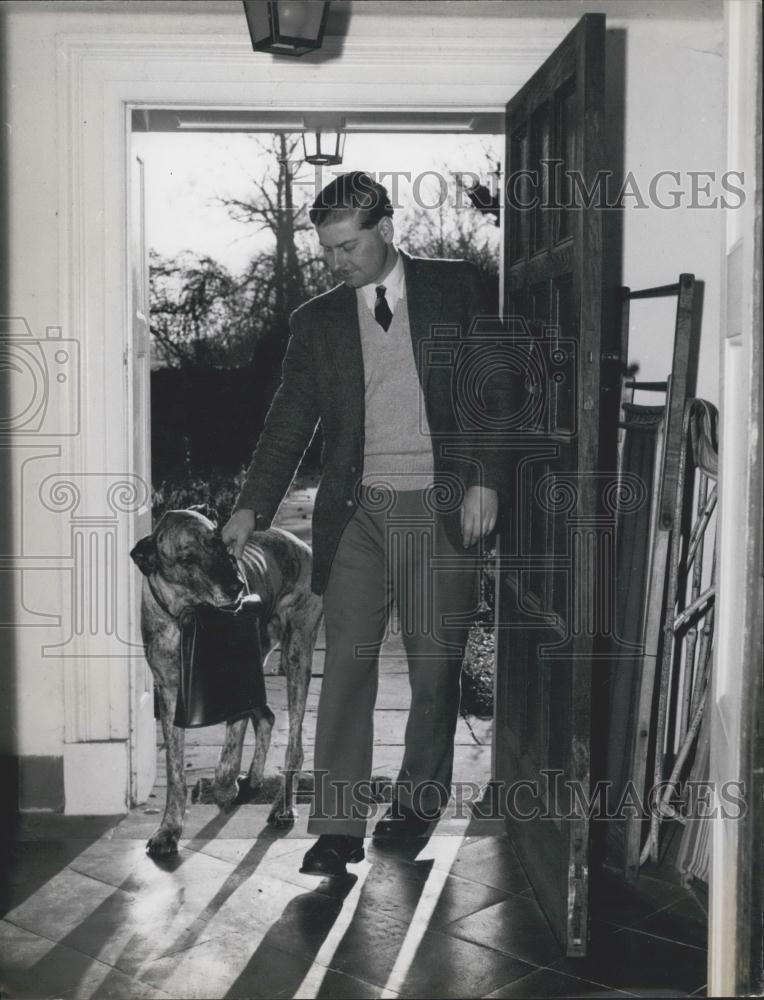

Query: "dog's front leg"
left=190, top=717, right=249, bottom=809
left=247, top=704, right=276, bottom=795
left=268, top=623, right=314, bottom=827
left=213, top=718, right=250, bottom=809
left=147, top=683, right=186, bottom=856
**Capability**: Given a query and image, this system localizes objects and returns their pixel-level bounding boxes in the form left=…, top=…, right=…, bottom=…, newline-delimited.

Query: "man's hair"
left=309, top=171, right=394, bottom=229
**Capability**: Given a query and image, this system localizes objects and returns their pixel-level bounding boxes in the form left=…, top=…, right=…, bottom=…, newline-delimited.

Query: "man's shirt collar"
left=359, top=251, right=405, bottom=313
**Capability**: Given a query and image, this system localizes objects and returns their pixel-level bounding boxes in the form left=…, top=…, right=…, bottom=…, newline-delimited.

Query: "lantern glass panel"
left=277, top=1, right=325, bottom=41
left=302, top=131, right=345, bottom=165
left=243, top=2, right=272, bottom=46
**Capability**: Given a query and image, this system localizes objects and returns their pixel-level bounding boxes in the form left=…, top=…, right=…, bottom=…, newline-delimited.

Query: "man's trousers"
left=308, top=488, right=479, bottom=839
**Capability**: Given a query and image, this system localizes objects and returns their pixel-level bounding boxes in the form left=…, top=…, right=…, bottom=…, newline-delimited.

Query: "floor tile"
left=428, top=874, right=512, bottom=928
left=628, top=893, right=708, bottom=950
left=67, top=838, right=161, bottom=887
left=484, top=966, right=638, bottom=997
left=220, top=939, right=391, bottom=1000
left=590, top=867, right=689, bottom=929
left=377, top=927, right=534, bottom=998
left=1, top=840, right=93, bottom=920
left=0, top=920, right=169, bottom=1000
left=345, top=850, right=511, bottom=932
left=551, top=925, right=707, bottom=996
left=256, top=885, right=413, bottom=984
left=135, top=926, right=270, bottom=997
left=4, top=866, right=125, bottom=943
left=13, top=815, right=123, bottom=842
left=188, top=834, right=306, bottom=868
left=136, top=883, right=399, bottom=996
left=306, top=964, right=393, bottom=998
left=8, top=841, right=319, bottom=981
left=441, top=892, right=561, bottom=966
left=440, top=839, right=530, bottom=896
left=142, top=868, right=317, bottom=964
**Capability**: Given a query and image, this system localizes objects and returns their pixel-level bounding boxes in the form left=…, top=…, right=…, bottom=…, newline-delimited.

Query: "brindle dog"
left=130, top=505, right=322, bottom=856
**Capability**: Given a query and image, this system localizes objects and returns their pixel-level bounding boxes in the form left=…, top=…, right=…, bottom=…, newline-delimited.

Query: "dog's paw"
left=267, top=805, right=298, bottom=828
left=213, top=781, right=240, bottom=811
left=191, top=777, right=216, bottom=804
left=146, top=827, right=180, bottom=856
left=191, top=776, right=239, bottom=810
left=232, top=773, right=258, bottom=805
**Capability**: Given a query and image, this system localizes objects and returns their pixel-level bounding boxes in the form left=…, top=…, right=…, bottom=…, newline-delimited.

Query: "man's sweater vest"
left=356, top=290, right=434, bottom=491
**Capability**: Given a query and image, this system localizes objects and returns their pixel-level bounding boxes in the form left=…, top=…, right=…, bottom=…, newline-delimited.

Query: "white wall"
left=614, top=17, right=726, bottom=405
left=0, top=0, right=726, bottom=811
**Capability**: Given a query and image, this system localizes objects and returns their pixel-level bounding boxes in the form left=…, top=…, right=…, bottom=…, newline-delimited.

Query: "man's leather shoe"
left=373, top=803, right=434, bottom=840
left=299, top=835, right=365, bottom=878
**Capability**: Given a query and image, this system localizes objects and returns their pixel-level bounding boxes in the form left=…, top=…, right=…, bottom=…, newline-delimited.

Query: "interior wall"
left=0, top=0, right=726, bottom=811
left=615, top=17, right=725, bottom=405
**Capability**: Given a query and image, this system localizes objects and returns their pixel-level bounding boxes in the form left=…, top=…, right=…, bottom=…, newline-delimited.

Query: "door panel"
left=494, top=13, right=616, bottom=956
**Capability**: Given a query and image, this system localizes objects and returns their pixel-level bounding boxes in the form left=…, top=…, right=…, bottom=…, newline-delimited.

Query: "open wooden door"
left=494, top=13, right=618, bottom=957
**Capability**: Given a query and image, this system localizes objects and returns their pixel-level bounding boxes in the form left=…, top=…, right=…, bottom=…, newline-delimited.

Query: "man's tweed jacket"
left=234, top=250, right=508, bottom=595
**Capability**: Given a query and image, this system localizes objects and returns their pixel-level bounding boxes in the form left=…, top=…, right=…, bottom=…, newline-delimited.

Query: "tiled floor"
left=0, top=643, right=708, bottom=998
left=0, top=648, right=709, bottom=1000
left=1, top=808, right=707, bottom=999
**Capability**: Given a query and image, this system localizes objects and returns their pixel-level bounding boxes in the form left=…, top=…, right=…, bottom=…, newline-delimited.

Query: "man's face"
left=316, top=212, right=394, bottom=288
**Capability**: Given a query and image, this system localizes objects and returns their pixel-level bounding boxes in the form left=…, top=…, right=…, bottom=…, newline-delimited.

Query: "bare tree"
left=395, top=158, right=500, bottom=303
left=223, top=135, right=329, bottom=310
left=219, top=134, right=333, bottom=389
left=149, top=250, right=243, bottom=367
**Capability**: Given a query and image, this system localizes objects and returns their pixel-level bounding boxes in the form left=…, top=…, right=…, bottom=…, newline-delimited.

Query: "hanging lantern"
left=242, top=1, right=331, bottom=57
left=302, top=130, right=345, bottom=166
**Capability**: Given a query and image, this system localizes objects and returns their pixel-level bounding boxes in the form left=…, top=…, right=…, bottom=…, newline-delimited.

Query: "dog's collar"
left=147, top=575, right=179, bottom=620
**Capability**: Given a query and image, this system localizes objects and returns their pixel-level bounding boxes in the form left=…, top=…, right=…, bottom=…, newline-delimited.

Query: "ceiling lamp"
left=302, top=130, right=345, bottom=166
left=243, top=1, right=331, bottom=57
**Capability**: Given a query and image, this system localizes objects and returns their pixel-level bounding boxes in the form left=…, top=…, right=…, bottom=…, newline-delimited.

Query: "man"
left=223, top=171, right=505, bottom=877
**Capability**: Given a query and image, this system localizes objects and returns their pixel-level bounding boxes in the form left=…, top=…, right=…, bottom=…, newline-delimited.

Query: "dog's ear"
left=188, top=503, right=219, bottom=526
left=130, top=534, right=158, bottom=576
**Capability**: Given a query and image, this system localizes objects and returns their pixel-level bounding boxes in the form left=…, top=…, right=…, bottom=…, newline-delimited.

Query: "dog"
left=130, top=504, right=322, bottom=857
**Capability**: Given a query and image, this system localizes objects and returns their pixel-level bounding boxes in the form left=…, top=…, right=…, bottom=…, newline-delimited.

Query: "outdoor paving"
left=0, top=485, right=708, bottom=998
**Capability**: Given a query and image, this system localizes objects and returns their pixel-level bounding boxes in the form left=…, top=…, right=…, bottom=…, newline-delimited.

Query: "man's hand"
left=221, top=509, right=256, bottom=559
left=460, top=486, right=498, bottom=549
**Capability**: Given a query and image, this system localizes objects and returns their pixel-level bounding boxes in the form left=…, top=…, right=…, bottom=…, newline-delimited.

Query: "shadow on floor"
left=0, top=804, right=708, bottom=999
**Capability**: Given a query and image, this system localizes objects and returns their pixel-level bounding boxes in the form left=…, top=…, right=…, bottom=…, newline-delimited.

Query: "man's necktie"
left=374, top=285, right=393, bottom=331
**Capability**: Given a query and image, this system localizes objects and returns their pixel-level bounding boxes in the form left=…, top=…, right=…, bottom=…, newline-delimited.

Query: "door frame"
left=710, top=3, right=762, bottom=995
